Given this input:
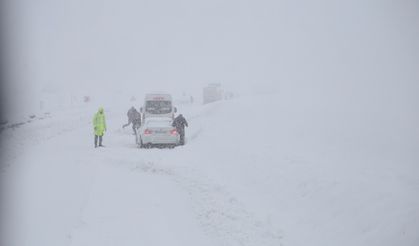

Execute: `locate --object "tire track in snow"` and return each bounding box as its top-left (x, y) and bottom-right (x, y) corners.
top-left (138, 101), bottom-right (283, 245)
top-left (72, 100), bottom-right (281, 246)
top-left (130, 160), bottom-right (283, 246)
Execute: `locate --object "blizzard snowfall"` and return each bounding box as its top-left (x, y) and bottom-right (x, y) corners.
top-left (1, 91), bottom-right (418, 246)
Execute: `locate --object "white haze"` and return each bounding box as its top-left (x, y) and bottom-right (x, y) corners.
top-left (2, 1), bottom-right (419, 245)
top-left (3, 0), bottom-right (419, 118)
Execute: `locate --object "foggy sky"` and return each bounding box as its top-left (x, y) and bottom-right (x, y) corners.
top-left (3, 0), bottom-right (419, 114)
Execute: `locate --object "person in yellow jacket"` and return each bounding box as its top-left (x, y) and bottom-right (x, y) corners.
top-left (93, 107), bottom-right (107, 147)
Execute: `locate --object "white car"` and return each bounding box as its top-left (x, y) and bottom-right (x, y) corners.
top-left (136, 117), bottom-right (180, 148)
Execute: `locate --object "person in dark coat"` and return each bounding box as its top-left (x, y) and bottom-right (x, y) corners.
top-left (172, 114), bottom-right (188, 145)
top-left (123, 106), bottom-right (141, 134)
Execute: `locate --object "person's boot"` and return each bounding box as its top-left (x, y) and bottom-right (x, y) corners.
top-left (94, 135), bottom-right (98, 148)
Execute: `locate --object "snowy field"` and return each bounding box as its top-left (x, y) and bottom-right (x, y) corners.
top-left (1, 92), bottom-right (418, 246)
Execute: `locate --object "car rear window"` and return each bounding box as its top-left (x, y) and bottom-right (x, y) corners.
top-left (146, 120), bottom-right (172, 128)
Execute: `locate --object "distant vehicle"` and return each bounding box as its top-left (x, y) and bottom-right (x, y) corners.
top-left (136, 117), bottom-right (180, 148)
top-left (140, 93), bottom-right (177, 121)
top-left (203, 83), bottom-right (223, 104)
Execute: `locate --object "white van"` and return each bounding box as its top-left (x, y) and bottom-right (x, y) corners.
top-left (140, 93), bottom-right (177, 121)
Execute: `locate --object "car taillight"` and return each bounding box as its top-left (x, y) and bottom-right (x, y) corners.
top-left (170, 129), bottom-right (177, 135)
top-left (144, 129), bottom-right (152, 135)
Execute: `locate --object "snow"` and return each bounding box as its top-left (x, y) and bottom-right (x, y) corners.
top-left (2, 0), bottom-right (419, 245)
top-left (2, 91), bottom-right (418, 246)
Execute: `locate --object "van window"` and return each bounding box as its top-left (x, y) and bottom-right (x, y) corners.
top-left (145, 101), bottom-right (172, 114)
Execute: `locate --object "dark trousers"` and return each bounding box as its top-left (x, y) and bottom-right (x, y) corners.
top-left (178, 128), bottom-right (185, 145)
top-left (133, 122), bottom-right (141, 135)
top-left (180, 133), bottom-right (185, 145)
top-left (94, 135), bottom-right (103, 147)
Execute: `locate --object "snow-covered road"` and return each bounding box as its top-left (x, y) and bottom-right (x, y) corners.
top-left (2, 93), bottom-right (419, 246)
